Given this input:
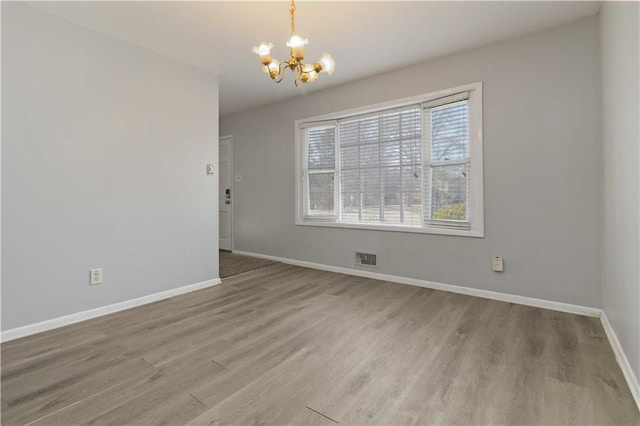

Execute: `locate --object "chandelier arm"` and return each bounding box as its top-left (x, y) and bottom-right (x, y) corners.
top-left (273, 61), bottom-right (286, 83)
top-left (294, 62), bottom-right (303, 86)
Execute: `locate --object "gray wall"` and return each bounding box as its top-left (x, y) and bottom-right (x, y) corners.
top-left (2, 3), bottom-right (219, 330)
top-left (221, 17), bottom-right (602, 308)
top-left (600, 2), bottom-right (640, 384)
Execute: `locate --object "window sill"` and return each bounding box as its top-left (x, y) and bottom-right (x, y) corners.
top-left (295, 219), bottom-right (484, 238)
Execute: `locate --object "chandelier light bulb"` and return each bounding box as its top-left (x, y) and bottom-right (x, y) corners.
top-left (306, 70), bottom-right (319, 82)
top-left (287, 35), bottom-right (308, 48)
top-left (252, 42), bottom-right (274, 65)
top-left (318, 53), bottom-right (336, 75)
top-left (266, 59), bottom-right (281, 78)
top-left (287, 35), bottom-right (308, 60)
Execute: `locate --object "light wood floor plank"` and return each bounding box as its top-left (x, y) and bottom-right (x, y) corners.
top-left (2, 264), bottom-right (638, 425)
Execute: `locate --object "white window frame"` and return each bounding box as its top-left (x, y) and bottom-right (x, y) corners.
top-left (294, 82), bottom-right (484, 238)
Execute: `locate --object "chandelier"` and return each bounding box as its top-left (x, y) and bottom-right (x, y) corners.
top-left (253, 0), bottom-right (335, 86)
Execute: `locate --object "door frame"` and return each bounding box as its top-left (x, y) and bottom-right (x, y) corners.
top-left (219, 135), bottom-right (234, 251)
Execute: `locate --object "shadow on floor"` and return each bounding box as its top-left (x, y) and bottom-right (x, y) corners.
top-left (219, 250), bottom-right (278, 278)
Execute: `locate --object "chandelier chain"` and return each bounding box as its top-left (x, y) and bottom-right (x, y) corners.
top-left (289, 0), bottom-right (296, 36)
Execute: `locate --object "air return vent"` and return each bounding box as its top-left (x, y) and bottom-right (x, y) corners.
top-left (355, 251), bottom-right (377, 267)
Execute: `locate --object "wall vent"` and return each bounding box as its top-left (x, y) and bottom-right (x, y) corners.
top-left (355, 251), bottom-right (377, 267)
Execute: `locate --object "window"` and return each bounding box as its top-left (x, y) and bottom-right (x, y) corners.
top-left (296, 83), bottom-right (483, 237)
top-left (303, 123), bottom-right (337, 217)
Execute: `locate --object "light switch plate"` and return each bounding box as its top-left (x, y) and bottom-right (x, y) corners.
top-left (206, 164), bottom-right (214, 176)
top-left (234, 174), bottom-right (242, 182)
top-left (492, 257), bottom-right (504, 272)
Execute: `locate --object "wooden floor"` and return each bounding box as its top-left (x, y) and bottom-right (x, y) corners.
top-left (1, 263), bottom-right (638, 425)
top-left (219, 250), bottom-right (277, 278)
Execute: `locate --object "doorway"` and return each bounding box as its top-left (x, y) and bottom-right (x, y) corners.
top-left (219, 135), bottom-right (233, 251)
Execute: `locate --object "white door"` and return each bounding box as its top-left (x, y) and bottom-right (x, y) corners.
top-left (219, 136), bottom-right (233, 250)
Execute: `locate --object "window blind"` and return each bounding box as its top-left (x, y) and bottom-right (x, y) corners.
top-left (304, 125), bottom-right (336, 217)
top-left (339, 106), bottom-right (422, 225)
top-left (423, 93), bottom-right (471, 228)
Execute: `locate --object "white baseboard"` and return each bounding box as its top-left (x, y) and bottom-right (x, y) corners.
top-left (600, 312), bottom-right (640, 409)
top-left (235, 249), bottom-right (640, 411)
top-left (232, 250), bottom-right (600, 318)
top-left (1, 277), bottom-right (222, 343)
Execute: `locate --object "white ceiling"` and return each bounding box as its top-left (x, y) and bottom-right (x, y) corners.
top-left (28, 1), bottom-right (601, 116)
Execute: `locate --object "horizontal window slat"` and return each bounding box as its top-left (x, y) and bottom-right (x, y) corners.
top-left (425, 159), bottom-right (469, 167)
top-left (425, 219), bottom-right (471, 230)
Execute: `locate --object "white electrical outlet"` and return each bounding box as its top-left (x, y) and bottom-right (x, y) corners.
top-left (492, 257), bottom-right (504, 272)
top-left (90, 268), bottom-right (103, 285)
top-left (234, 174), bottom-right (242, 183)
